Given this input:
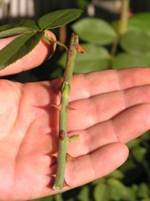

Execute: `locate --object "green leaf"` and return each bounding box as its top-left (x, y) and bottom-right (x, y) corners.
top-left (110, 170), bottom-right (124, 180)
top-left (141, 132), bottom-right (150, 140)
top-left (78, 186), bottom-right (89, 201)
top-left (72, 18), bottom-right (117, 45)
top-left (38, 9), bottom-right (83, 30)
top-left (128, 139), bottom-right (141, 149)
top-left (126, 186), bottom-right (138, 201)
top-left (54, 194), bottom-right (63, 201)
top-left (59, 44), bottom-right (110, 73)
top-left (112, 53), bottom-right (150, 69)
top-left (0, 20), bottom-right (39, 39)
top-left (132, 146), bottom-right (147, 162)
top-left (107, 178), bottom-right (129, 201)
top-left (77, 0), bottom-right (89, 9)
top-left (0, 32), bottom-right (43, 69)
top-left (138, 183), bottom-right (150, 199)
top-left (94, 182), bottom-right (109, 201)
top-left (120, 30), bottom-right (150, 55)
top-left (128, 13), bottom-right (150, 34)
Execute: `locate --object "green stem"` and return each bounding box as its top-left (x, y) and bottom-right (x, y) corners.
top-left (56, 41), bottom-right (68, 51)
top-left (111, 0), bottom-right (130, 64)
top-left (118, 0), bottom-right (130, 35)
top-left (43, 31), bottom-right (68, 51)
top-left (111, 37), bottom-right (119, 59)
top-left (53, 33), bottom-right (79, 190)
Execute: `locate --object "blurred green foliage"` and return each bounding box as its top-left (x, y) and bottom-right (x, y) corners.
top-left (34, 11), bottom-right (150, 201)
top-left (77, 0), bottom-right (91, 9)
top-left (72, 18), bottom-right (117, 45)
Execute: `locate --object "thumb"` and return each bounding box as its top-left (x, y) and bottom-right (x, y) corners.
top-left (0, 31), bottom-right (56, 76)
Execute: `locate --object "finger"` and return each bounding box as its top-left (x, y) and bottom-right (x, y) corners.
top-left (0, 31), bottom-right (56, 76)
top-left (68, 103), bottom-right (150, 157)
top-left (68, 68), bottom-right (150, 102)
top-left (40, 144), bottom-right (128, 197)
top-left (68, 85), bottom-right (150, 130)
top-left (65, 143), bottom-right (128, 187)
top-left (68, 120), bottom-right (117, 157)
top-left (41, 142), bottom-right (128, 197)
top-left (112, 103), bottom-right (150, 143)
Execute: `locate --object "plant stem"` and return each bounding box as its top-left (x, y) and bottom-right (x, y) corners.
top-left (56, 41), bottom-right (68, 51)
top-left (118, 0), bottom-right (130, 35)
top-left (111, 0), bottom-right (130, 64)
top-left (53, 33), bottom-right (79, 190)
top-left (111, 37), bottom-right (119, 59)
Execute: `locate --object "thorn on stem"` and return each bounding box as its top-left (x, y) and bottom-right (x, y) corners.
top-left (57, 41), bottom-right (68, 51)
top-left (51, 153), bottom-right (57, 157)
top-left (66, 153), bottom-right (74, 161)
top-left (76, 44), bottom-right (86, 54)
top-left (59, 130), bottom-right (66, 140)
top-left (51, 104), bottom-right (61, 111)
top-left (67, 105), bottom-right (76, 110)
top-left (63, 181), bottom-right (71, 188)
top-left (69, 134), bottom-right (80, 143)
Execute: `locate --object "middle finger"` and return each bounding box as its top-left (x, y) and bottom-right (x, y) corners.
top-left (68, 85), bottom-right (150, 131)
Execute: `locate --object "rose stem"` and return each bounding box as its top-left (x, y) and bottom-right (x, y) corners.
top-left (53, 33), bottom-right (79, 190)
top-left (111, 0), bottom-right (130, 58)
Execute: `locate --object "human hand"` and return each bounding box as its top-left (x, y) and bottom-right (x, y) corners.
top-left (0, 34), bottom-right (150, 201)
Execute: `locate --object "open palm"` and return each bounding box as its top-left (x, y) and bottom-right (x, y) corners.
top-left (0, 34), bottom-right (150, 201)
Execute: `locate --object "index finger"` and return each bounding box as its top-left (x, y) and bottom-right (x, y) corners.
top-left (0, 31), bottom-right (56, 76)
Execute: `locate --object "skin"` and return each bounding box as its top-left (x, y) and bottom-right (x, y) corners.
top-left (0, 32), bottom-right (150, 200)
